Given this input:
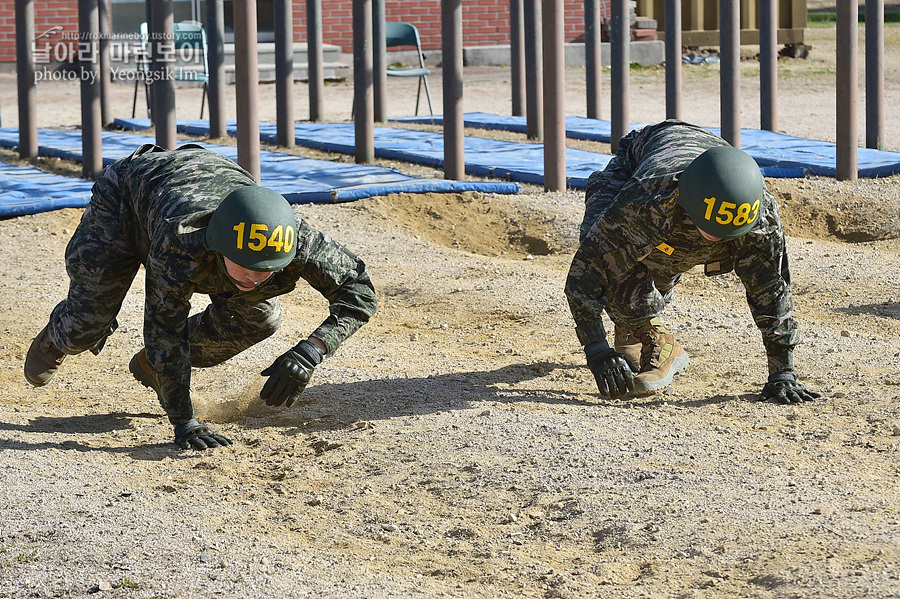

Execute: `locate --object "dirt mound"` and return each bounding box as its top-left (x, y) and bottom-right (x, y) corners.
top-left (769, 176), bottom-right (900, 242)
top-left (360, 191), bottom-right (566, 257)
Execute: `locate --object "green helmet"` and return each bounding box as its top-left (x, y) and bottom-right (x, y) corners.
top-left (206, 186), bottom-right (297, 271)
top-left (677, 146), bottom-right (766, 240)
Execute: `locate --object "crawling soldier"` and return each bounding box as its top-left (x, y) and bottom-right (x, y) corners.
top-left (24, 144), bottom-right (377, 450)
top-left (565, 120), bottom-right (819, 403)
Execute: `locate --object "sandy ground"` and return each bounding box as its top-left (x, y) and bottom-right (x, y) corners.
top-left (1, 24), bottom-right (900, 599)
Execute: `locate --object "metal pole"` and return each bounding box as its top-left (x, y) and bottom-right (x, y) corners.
top-left (98, 0), bottom-right (113, 127)
top-left (759, 0), bottom-right (777, 132)
top-left (510, 0), bottom-right (525, 116)
top-left (865, 0), bottom-right (884, 150)
top-left (836, 0), bottom-right (858, 180)
top-left (353, 0), bottom-right (374, 163)
top-left (307, 0), bottom-right (325, 121)
top-left (207, 0), bottom-right (226, 138)
top-left (543, 0), bottom-right (565, 191)
top-left (610, 0), bottom-right (629, 151)
top-left (523, 0), bottom-right (543, 140)
top-left (372, 0), bottom-right (387, 122)
top-left (150, 0), bottom-right (176, 150)
top-left (275, 0), bottom-right (295, 147)
top-left (14, 0), bottom-right (37, 160)
top-left (234, 0), bottom-right (261, 181)
top-left (443, 0), bottom-right (464, 180)
top-left (720, 0), bottom-right (740, 147)
top-left (584, 0), bottom-right (601, 119)
top-left (664, 0), bottom-right (681, 119)
top-left (79, 0), bottom-right (103, 177)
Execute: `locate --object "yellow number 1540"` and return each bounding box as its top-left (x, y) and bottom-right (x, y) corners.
top-left (232, 222), bottom-right (296, 253)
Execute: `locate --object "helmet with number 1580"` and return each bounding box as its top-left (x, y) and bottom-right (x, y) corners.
top-left (677, 145), bottom-right (766, 240)
top-left (206, 186), bottom-right (298, 272)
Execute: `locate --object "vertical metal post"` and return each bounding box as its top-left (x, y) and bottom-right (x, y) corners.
top-left (584, 0), bottom-right (602, 119)
top-left (866, 0), bottom-right (884, 150)
top-left (510, 0), bottom-right (525, 116)
top-left (836, 0), bottom-right (858, 180)
top-left (759, 0), bottom-right (777, 132)
top-left (443, 0), bottom-right (465, 180)
top-left (79, 0), bottom-right (103, 177)
top-left (543, 0), bottom-right (565, 191)
top-left (207, 0), bottom-right (226, 138)
top-left (15, 0), bottom-right (37, 160)
top-left (610, 0), bottom-right (629, 151)
top-left (373, 0), bottom-right (387, 122)
top-left (664, 0), bottom-right (681, 119)
top-left (234, 0), bottom-right (261, 181)
top-left (353, 0), bottom-right (374, 164)
top-left (150, 0), bottom-right (176, 150)
top-left (275, 0), bottom-right (295, 147)
top-left (720, 0), bottom-right (740, 147)
top-left (524, 0), bottom-right (543, 140)
top-left (307, 0), bottom-right (325, 121)
top-left (98, 0), bottom-right (113, 127)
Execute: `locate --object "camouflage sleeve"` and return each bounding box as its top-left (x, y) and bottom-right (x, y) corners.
top-left (289, 219), bottom-right (377, 354)
top-left (565, 201), bottom-right (662, 346)
top-left (732, 195), bottom-right (800, 375)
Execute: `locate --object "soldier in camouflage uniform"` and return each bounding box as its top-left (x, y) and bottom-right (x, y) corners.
top-left (565, 120), bottom-right (819, 403)
top-left (24, 144), bottom-right (378, 450)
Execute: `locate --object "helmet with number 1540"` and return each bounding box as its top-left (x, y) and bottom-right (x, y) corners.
top-left (206, 186), bottom-right (298, 272)
top-left (676, 145), bottom-right (766, 240)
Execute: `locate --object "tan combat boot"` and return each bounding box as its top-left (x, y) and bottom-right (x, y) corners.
top-left (614, 326), bottom-right (642, 367)
top-left (129, 349), bottom-right (162, 400)
top-left (632, 317), bottom-right (690, 393)
top-left (24, 325), bottom-right (67, 387)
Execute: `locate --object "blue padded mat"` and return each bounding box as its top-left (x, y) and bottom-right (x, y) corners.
top-left (392, 112), bottom-right (900, 179)
top-left (0, 161), bottom-right (94, 218)
top-left (0, 127), bottom-right (520, 217)
top-left (114, 118), bottom-right (613, 188)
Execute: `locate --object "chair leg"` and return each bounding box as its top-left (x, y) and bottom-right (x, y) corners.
top-left (415, 79), bottom-right (422, 116)
top-left (200, 83), bottom-right (207, 120)
top-left (422, 75), bottom-right (434, 116)
top-left (132, 78), bottom-right (139, 118)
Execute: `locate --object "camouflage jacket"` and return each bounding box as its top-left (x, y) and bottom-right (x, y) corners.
top-left (565, 121), bottom-right (799, 374)
top-left (92, 144), bottom-right (377, 421)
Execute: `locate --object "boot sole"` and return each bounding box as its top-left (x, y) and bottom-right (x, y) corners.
top-left (632, 352), bottom-right (690, 394)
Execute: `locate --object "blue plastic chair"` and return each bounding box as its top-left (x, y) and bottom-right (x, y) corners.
top-left (385, 22), bottom-right (434, 116)
top-left (132, 21), bottom-right (210, 119)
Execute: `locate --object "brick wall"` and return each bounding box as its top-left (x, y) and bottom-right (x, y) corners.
top-left (0, 0), bottom-right (609, 65)
top-left (0, 1), bottom-right (82, 64)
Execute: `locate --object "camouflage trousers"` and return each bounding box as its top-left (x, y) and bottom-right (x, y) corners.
top-left (48, 190), bottom-right (281, 367)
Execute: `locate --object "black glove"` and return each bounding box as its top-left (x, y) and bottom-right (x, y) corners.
top-left (260, 339), bottom-right (323, 408)
top-left (173, 419), bottom-right (232, 450)
top-left (761, 371), bottom-right (821, 404)
top-left (585, 340), bottom-right (635, 399)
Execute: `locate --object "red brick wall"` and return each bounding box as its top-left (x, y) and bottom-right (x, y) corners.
top-left (0, 0), bottom-right (609, 65)
top-left (293, 0), bottom-right (605, 53)
top-left (0, 2), bottom-right (82, 64)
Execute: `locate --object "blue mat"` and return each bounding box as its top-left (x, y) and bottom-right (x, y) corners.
top-left (114, 118), bottom-right (613, 189)
top-left (0, 161), bottom-right (94, 218)
top-left (0, 127), bottom-right (520, 218)
top-left (392, 112), bottom-right (900, 179)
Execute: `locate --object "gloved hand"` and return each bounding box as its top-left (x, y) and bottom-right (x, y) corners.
top-left (260, 339), bottom-right (323, 408)
top-left (585, 340), bottom-right (636, 399)
top-left (761, 371), bottom-right (821, 404)
top-left (174, 419), bottom-right (232, 450)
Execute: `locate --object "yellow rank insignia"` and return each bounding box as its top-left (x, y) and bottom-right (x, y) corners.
top-left (656, 242), bottom-right (674, 256)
